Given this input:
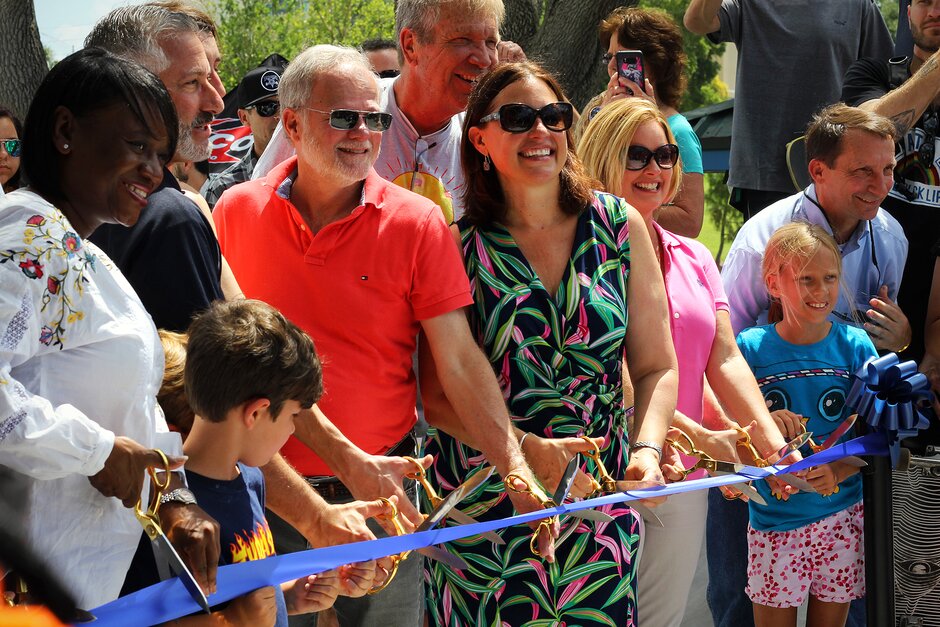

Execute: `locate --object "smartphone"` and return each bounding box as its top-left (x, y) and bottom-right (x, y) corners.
top-left (616, 50), bottom-right (645, 88)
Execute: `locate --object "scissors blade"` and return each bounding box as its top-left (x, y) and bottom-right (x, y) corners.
top-left (817, 414), bottom-right (858, 451)
top-left (567, 508), bottom-right (614, 522)
top-left (152, 531), bottom-right (210, 613)
top-left (445, 508), bottom-right (505, 545)
top-left (416, 546), bottom-right (469, 570)
top-left (766, 432), bottom-right (814, 465)
top-left (552, 455), bottom-right (581, 505)
top-left (632, 502), bottom-right (664, 527)
top-left (416, 466), bottom-right (495, 532)
top-left (712, 475), bottom-right (769, 506)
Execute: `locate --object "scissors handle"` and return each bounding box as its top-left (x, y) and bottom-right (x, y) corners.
top-left (579, 436), bottom-right (617, 493)
top-left (403, 456), bottom-right (442, 507)
top-left (134, 449), bottom-right (171, 525)
top-left (734, 425), bottom-right (770, 467)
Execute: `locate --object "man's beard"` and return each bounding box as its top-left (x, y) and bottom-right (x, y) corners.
top-left (176, 113), bottom-right (214, 162)
top-left (912, 23), bottom-right (940, 54)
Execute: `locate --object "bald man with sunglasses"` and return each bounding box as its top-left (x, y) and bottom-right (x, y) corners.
top-left (213, 44), bottom-right (554, 627)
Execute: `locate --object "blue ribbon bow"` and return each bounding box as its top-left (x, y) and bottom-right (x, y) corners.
top-left (845, 353), bottom-right (933, 466)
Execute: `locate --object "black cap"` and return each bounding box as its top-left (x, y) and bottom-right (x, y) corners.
top-left (238, 66), bottom-right (282, 109)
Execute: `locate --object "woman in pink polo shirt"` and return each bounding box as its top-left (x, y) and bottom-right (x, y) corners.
top-left (578, 98), bottom-right (789, 625)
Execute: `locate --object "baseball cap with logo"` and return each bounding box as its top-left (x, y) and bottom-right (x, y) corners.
top-left (238, 66), bottom-right (282, 110)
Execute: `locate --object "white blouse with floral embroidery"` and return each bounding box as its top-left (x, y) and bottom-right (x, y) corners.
top-left (0, 189), bottom-right (180, 609)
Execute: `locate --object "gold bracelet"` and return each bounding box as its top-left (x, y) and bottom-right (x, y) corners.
top-left (898, 341), bottom-right (911, 353)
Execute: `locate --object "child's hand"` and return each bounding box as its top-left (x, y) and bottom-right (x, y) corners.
top-left (337, 560), bottom-right (376, 598)
top-left (769, 409), bottom-right (803, 440)
top-left (806, 461), bottom-right (856, 496)
top-left (284, 570), bottom-right (340, 615)
top-left (765, 474), bottom-right (796, 501)
top-left (222, 586), bottom-right (278, 626)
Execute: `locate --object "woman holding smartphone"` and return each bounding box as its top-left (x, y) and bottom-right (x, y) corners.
top-left (592, 7), bottom-right (705, 238)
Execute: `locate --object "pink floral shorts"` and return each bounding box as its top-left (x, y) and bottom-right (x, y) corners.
top-left (746, 502), bottom-right (865, 608)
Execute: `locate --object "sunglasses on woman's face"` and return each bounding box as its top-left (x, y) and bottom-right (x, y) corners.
top-left (625, 144), bottom-right (679, 171)
top-left (478, 102), bottom-right (574, 133)
top-left (305, 108), bottom-right (393, 132)
top-left (1, 139), bottom-right (21, 158)
top-left (246, 100), bottom-right (280, 118)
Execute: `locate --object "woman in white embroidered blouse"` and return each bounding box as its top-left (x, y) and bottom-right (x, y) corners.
top-left (0, 48), bottom-right (218, 611)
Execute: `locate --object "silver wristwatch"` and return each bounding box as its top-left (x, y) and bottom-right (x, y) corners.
top-left (159, 487), bottom-right (198, 506)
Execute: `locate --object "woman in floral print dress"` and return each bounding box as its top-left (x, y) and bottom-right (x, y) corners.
top-left (420, 62), bottom-right (678, 626)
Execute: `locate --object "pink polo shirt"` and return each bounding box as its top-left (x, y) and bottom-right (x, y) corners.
top-left (654, 223), bottom-right (729, 475)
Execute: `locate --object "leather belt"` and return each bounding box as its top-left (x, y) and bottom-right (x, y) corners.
top-left (305, 431), bottom-right (417, 501)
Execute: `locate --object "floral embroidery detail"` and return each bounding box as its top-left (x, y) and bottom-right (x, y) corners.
top-left (62, 232), bottom-right (80, 256)
top-left (1, 211), bottom-right (94, 350)
top-left (18, 259), bottom-right (43, 279)
top-left (39, 325), bottom-right (54, 346)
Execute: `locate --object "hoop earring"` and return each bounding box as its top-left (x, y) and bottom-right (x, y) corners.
top-left (482, 153), bottom-right (491, 171)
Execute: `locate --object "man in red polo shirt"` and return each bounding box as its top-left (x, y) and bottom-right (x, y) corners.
top-left (213, 44), bottom-right (553, 626)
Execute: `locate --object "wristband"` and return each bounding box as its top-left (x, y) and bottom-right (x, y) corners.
top-left (631, 441), bottom-right (662, 459)
top-left (518, 432), bottom-right (531, 450)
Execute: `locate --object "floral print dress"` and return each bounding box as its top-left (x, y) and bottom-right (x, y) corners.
top-left (424, 192), bottom-right (640, 626)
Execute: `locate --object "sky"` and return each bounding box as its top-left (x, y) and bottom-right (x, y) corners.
top-left (36, 0), bottom-right (147, 62)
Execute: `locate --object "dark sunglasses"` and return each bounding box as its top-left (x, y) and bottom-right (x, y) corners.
top-left (306, 108), bottom-right (392, 132)
top-left (246, 100), bottom-right (280, 118)
top-left (1, 139), bottom-right (21, 158)
top-left (377, 69), bottom-right (400, 79)
top-left (625, 144), bottom-right (679, 171)
top-left (478, 102), bottom-right (573, 133)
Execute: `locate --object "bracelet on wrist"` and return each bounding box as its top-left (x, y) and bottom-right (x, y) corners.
top-left (518, 431), bottom-right (531, 450)
top-left (631, 440), bottom-right (663, 460)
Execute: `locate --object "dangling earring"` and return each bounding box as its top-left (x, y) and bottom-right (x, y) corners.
top-left (482, 153), bottom-right (491, 171)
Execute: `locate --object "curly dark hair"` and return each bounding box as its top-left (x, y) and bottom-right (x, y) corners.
top-left (461, 61), bottom-right (597, 227)
top-left (599, 7), bottom-right (687, 110)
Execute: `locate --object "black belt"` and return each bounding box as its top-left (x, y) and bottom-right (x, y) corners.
top-left (306, 432), bottom-right (417, 500)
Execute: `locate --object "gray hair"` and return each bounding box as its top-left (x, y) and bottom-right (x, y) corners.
top-left (85, 5), bottom-right (200, 74)
top-left (279, 45), bottom-right (377, 110)
top-left (395, 0), bottom-right (505, 43)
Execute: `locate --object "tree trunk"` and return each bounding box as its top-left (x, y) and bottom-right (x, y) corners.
top-left (0, 0), bottom-right (47, 120)
top-left (503, 0), bottom-right (637, 108)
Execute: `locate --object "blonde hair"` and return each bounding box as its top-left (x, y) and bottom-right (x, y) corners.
top-left (577, 98), bottom-right (682, 203)
top-left (761, 222), bottom-right (843, 323)
top-left (158, 329), bottom-right (195, 436)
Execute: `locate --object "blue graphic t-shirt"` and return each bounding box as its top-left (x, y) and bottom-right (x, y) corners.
top-left (736, 322), bottom-right (877, 532)
top-left (188, 463), bottom-right (288, 625)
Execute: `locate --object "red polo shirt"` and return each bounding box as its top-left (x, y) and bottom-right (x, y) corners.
top-left (214, 157), bottom-right (472, 476)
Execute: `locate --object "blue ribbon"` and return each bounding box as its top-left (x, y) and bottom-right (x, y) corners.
top-left (87, 434), bottom-right (890, 626)
top-left (846, 353), bottom-right (933, 466)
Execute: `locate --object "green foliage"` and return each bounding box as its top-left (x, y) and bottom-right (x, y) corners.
top-left (207, 0), bottom-right (395, 91)
top-left (878, 0), bottom-right (900, 38)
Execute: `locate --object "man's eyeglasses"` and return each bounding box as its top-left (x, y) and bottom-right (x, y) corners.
top-left (305, 108), bottom-right (393, 132)
top-left (245, 100), bottom-right (280, 118)
top-left (1, 139), bottom-right (21, 158)
top-left (478, 102), bottom-right (573, 134)
top-left (625, 144), bottom-right (679, 171)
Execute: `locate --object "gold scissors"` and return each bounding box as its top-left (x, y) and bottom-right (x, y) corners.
top-left (665, 429), bottom-right (768, 506)
top-left (368, 467), bottom-right (493, 593)
top-left (134, 449), bottom-right (210, 613)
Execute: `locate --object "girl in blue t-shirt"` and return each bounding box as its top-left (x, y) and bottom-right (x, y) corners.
top-left (736, 222), bottom-right (876, 627)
